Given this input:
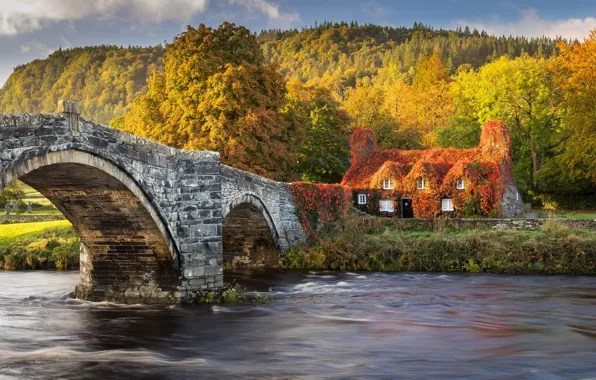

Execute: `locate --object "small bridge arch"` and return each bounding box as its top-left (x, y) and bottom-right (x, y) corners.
top-left (222, 192), bottom-right (282, 270)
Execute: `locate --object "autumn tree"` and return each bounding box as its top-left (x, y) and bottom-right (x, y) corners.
top-left (285, 80), bottom-right (350, 183)
top-left (112, 23), bottom-right (300, 180)
top-left (382, 55), bottom-right (454, 148)
top-left (342, 85), bottom-right (400, 149)
top-left (554, 31), bottom-right (596, 183)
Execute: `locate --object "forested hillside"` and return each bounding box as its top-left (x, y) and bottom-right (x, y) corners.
top-left (0, 45), bottom-right (164, 123)
top-left (260, 22), bottom-right (558, 92)
top-left (0, 22), bottom-right (558, 123)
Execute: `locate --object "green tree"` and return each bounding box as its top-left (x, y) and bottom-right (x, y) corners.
top-left (451, 55), bottom-right (568, 193)
top-left (285, 81), bottom-right (350, 183)
top-left (0, 181), bottom-right (25, 209)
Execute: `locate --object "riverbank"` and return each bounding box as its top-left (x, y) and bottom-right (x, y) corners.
top-left (282, 217), bottom-right (596, 274)
top-left (0, 220), bottom-right (79, 270)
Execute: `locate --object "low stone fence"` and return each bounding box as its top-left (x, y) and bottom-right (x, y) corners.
top-left (382, 218), bottom-right (596, 231)
top-left (0, 214), bottom-right (67, 223)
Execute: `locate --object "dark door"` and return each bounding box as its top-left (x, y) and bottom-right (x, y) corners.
top-left (401, 199), bottom-right (414, 218)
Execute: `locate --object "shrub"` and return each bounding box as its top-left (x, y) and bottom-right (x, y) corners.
top-left (0, 233), bottom-right (79, 270)
top-left (291, 182), bottom-right (352, 236)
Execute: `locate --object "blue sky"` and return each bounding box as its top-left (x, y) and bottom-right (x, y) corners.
top-left (1, 0), bottom-right (596, 87)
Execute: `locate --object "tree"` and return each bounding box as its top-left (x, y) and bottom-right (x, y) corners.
top-left (342, 85), bottom-right (399, 149)
top-left (554, 31), bottom-right (596, 183)
top-left (412, 54), bottom-right (449, 90)
top-left (0, 181), bottom-right (24, 207)
top-left (113, 23), bottom-right (301, 180)
top-left (285, 80), bottom-right (350, 183)
top-left (382, 55), bottom-right (454, 149)
top-left (451, 55), bottom-right (568, 193)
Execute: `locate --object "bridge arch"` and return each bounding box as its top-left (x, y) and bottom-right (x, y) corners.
top-left (222, 193), bottom-right (282, 270)
top-left (1, 149), bottom-right (180, 303)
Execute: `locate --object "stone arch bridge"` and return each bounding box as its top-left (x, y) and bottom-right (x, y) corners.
top-left (0, 104), bottom-right (305, 303)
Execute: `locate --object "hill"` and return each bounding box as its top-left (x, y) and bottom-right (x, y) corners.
top-left (0, 22), bottom-right (559, 124)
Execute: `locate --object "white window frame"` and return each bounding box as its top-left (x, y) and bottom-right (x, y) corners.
top-left (382, 179), bottom-right (393, 190)
top-left (357, 193), bottom-right (367, 205)
top-left (379, 199), bottom-right (395, 213)
top-left (456, 179), bottom-right (466, 190)
top-left (442, 198), bottom-right (454, 212)
top-left (417, 178), bottom-right (426, 190)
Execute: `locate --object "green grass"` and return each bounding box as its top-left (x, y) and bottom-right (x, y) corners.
top-left (0, 220), bottom-right (73, 248)
top-left (535, 210), bottom-right (596, 220)
top-left (13, 180), bottom-right (57, 208)
top-left (283, 217), bottom-right (596, 274)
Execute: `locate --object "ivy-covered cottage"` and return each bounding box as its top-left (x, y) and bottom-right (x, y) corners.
top-left (341, 120), bottom-right (524, 218)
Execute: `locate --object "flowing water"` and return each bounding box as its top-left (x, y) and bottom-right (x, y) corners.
top-left (0, 270), bottom-right (595, 379)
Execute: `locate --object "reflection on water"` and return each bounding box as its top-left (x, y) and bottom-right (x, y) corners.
top-left (0, 270), bottom-right (595, 379)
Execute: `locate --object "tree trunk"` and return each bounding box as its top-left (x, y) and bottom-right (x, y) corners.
top-left (531, 140), bottom-right (538, 188)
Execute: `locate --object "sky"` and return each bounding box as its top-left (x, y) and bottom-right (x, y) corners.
top-left (1, 0), bottom-right (596, 87)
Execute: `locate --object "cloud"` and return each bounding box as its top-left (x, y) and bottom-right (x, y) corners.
top-left (20, 41), bottom-right (54, 55)
top-left (362, 0), bottom-right (385, 18)
top-left (0, 0), bottom-right (209, 36)
top-left (228, 0), bottom-right (300, 27)
top-left (454, 9), bottom-right (596, 40)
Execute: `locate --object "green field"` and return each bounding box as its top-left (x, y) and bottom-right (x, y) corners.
top-left (535, 211), bottom-right (596, 220)
top-left (0, 220), bottom-right (73, 248)
top-left (14, 180), bottom-right (56, 208)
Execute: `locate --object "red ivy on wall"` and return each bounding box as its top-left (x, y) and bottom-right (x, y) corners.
top-left (291, 182), bottom-right (352, 236)
top-left (341, 120), bottom-right (516, 218)
top-left (403, 161), bottom-right (452, 218)
top-left (441, 161), bottom-right (503, 216)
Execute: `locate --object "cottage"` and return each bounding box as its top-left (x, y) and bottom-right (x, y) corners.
top-left (341, 120), bottom-right (524, 218)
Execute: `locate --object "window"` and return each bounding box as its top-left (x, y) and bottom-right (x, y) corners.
top-left (382, 179), bottom-right (393, 190)
top-left (379, 200), bottom-right (394, 212)
top-left (358, 193), bottom-right (367, 205)
top-left (442, 198), bottom-right (454, 212)
top-left (417, 178), bottom-right (427, 190)
top-left (456, 179), bottom-right (465, 190)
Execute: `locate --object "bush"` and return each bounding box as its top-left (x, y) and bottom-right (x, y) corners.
top-left (0, 233), bottom-right (80, 270)
top-left (542, 218), bottom-right (571, 239)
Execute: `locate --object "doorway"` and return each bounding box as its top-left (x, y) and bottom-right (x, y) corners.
top-left (401, 198), bottom-right (414, 218)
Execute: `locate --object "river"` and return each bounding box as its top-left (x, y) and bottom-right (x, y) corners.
top-left (0, 270), bottom-right (594, 379)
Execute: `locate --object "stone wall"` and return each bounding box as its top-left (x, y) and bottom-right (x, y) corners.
top-left (0, 214), bottom-right (66, 223)
top-left (381, 217), bottom-right (596, 231)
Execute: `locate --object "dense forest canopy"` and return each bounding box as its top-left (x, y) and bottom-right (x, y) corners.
top-left (1, 21), bottom-right (594, 208)
top-left (0, 22), bottom-right (560, 123)
top-left (0, 45), bottom-right (164, 123)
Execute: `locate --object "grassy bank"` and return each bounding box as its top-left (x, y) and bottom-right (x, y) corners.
top-left (282, 217), bottom-right (596, 274)
top-left (0, 220), bottom-right (79, 270)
